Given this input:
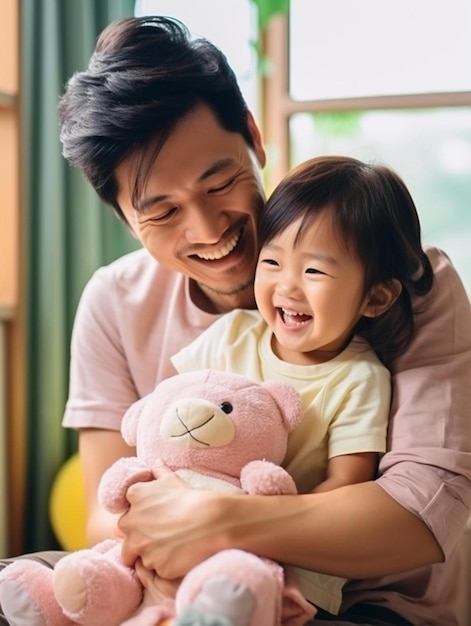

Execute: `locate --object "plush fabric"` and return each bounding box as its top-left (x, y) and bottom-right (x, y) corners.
top-left (0, 370), bottom-right (315, 626)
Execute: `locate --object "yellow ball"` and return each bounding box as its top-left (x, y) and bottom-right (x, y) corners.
top-left (49, 453), bottom-right (88, 551)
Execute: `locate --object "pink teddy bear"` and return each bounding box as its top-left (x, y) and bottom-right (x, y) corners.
top-left (0, 369), bottom-right (316, 626)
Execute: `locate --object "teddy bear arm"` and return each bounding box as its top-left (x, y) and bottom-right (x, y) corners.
top-left (240, 460), bottom-right (297, 496)
top-left (98, 457), bottom-right (154, 514)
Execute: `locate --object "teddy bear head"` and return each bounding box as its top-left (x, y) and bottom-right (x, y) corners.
top-left (121, 369), bottom-right (303, 484)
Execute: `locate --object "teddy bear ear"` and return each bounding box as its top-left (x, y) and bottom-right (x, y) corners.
top-left (261, 381), bottom-right (303, 432)
top-left (121, 395), bottom-right (149, 445)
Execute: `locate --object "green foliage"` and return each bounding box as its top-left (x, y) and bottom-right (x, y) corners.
top-left (250, 0), bottom-right (289, 32)
top-left (311, 111), bottom-right (362, 137)
top-left (249, 0), bottom-right (289, 75)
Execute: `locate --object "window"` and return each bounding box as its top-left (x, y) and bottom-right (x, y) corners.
top-left (135, 0), bottom-right (258, 113)
top-left (290, 0), bottom-right (471, 100)
top-left (135, 1), bottom-right (471, 292)
top-left (264, 1), bottom-right (471, 292)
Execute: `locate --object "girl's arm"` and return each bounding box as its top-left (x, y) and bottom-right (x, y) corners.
top-left (311, 452), bottom-right (378, 493)
top-left (119, 248), bottom-right (470, 583)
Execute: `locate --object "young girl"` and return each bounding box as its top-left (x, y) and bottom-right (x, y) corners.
top-left (171, 155), bottom-right (434, 616)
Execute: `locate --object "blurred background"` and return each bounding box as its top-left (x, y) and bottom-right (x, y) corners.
top-left (1, 0), bottom-right (470, 557)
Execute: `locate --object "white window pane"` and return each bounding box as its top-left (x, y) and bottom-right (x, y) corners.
top-left (135, 0), bottom-right (258, 113)
top-left (290, 108), bottom-right (471, 293)
top-left (290, 0), bottom-right (471, 100)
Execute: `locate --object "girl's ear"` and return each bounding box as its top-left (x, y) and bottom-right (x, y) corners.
top-left (362, 279), bottom-right (402, 318)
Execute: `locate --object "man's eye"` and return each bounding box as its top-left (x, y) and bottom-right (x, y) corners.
top-left (148, 207), bottom-right (178, 222)
top-left (209, 178), bottom-right (236, 194)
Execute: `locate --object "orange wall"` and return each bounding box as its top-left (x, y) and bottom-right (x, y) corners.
top-left (0, 1), bottom-right (18, 94)
top-left (0, 0), bottom-right (19, 308)
top-left (0, 0), bottom-right (24, 556)
top-left (0, 109), bottom-right (18, 307)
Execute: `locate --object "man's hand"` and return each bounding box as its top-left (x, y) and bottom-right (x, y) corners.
top-left (118, 461), bottom-right (228, 579)
top-left (134, 558), bottom-right (182, 604)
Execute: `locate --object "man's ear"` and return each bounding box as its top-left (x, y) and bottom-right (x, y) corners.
top-left (362, 279), bottom-right (402, 318)
top-left (246, 111), bottom-right (266, 167)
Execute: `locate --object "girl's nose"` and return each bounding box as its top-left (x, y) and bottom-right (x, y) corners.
top-left (275, 275), bottom-right (302, 298)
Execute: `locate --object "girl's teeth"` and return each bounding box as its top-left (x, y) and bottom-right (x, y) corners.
top-left (282, 309), bottom-right (306, 318)
top-left (281, 308), bottom-right (312, 325)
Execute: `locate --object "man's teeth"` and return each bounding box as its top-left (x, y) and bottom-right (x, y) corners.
top-left (196, 232), bottom-right (240, 261)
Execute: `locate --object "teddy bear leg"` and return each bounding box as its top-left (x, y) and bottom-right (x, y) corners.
top-left (175, 549), bottom-right (281, 626)
top-left (0, 559), bottom-right (75, 626)
top-left (173, 573), bottom-right (256, 626)
top-left (173, 605), bottom-right (234, 626)
top-left (53, 544), bottom-right (143, 626)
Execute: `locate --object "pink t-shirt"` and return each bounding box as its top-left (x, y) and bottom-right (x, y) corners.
top-left (62, 246), bottom-right (471, 624)
top-left (63, 248), bottom-right (220, 429)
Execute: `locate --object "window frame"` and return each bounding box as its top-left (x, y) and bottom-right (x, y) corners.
top-left (260, 14), bottom-right (471, 191)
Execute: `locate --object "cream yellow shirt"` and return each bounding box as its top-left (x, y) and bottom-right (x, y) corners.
top-left (172, 308), bottom-right (390, 614)
top-left (172, 308), bottom-right (390, 495)
top-left (62, 247), bottom-right (471, 623)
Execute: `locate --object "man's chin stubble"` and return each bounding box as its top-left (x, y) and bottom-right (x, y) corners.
top-left (203, 278), bottom-right (254, 297)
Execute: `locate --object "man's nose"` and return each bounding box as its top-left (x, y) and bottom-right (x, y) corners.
top-left (184, 207), bottom-right (227, 244)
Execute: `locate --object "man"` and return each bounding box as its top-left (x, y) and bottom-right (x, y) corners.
top-left (2, 15), bottom-right (471, 625)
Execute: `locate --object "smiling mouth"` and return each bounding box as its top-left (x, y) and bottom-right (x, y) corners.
top-left (279, 307), bottom-right (312, 327)
top-left (193, 229), bottom-right (242, 261)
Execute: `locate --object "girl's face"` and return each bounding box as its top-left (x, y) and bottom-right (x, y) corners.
top-left (255, 211), bottom-right (374, 365)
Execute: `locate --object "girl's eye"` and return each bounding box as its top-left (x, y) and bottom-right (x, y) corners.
top-left (306, 267), bottom-right (324, 275)
top-left (260, 258), bottom-right (279, 266)
top-left (219, 401), bottom-right (233, 414)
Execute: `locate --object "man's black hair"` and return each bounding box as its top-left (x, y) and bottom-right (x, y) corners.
top-left (59, 16), bottom-right (254, 219)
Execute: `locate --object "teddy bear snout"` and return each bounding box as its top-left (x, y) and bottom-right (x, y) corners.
top-left (160, 398), bottom-right (236, 448)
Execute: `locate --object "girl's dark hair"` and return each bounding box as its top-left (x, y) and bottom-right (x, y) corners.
top-left (259, 155), bottom-right (434, 365)
top-left (59, 15), bottom-right (254, 220)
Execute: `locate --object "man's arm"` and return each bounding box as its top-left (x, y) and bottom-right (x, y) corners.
top-left (119, 248), bottom-right (471, 579)
top-left (62, 261), bottom-right (144, 544)
top-left (79, 428), bottom-right (135, 544)
top-left (378, 247), bottom-right (471, 558)
top-left (119, 467), bottom-right (441, 579)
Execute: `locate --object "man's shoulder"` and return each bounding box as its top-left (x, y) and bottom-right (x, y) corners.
top-left (425, 245), bottom-right (464, 289)
top-left (94, 247), bottom-right (157, 280)
top-left (78, 248), bottom-right (186, 315)
top-left (91, 248), bottom-right (182, 292)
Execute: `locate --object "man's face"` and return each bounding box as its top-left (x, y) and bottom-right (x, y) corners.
top-left (116, 104), bottom-right (266, 313)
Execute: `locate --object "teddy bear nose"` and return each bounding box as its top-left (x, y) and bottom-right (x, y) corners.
top-left (160, 398), bottom-right (236, 447)
top-left (177, 403), bottom-right (215, 431)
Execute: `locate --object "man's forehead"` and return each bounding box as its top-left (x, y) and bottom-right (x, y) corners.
top-left (116, 105), bottom-right (252, 206)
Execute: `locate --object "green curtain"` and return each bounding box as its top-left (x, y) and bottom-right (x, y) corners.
top-left (21, 0), bottom-right (138, 551)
